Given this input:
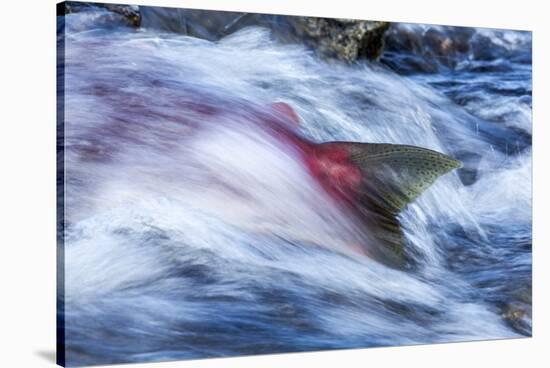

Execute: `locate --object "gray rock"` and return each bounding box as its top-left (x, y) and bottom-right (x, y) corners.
top-left (139, 6), bottom-right (389, 62)
top-left (62, 2), bottom-right (140, 27)
top-left (140, 7), bottom-right (268, 40)
top-left (102, 3), bottom-right (140, 27)
top-left (62, 4), bottom-right (390, 61)
top-left (499, 284), bottom-right (532, 336)
top-left (284, 17), bottom-right (390, 61)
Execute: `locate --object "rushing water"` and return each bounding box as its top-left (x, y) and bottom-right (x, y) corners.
top-left (58, 8), bottom-right (532, 367)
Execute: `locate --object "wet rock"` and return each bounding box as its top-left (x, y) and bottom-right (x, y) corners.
top-left (139, 6), bottom-right (389, 61)
top-left (283, 17), bottom-right (390, 61)
top-left (455, 151), bottom-right (482, 186)
top-left (63, 4), bottom-right (390, 61)
top-left (102, 4), bottom-right (140, 27)
top-left (501, 303), bottom-right (531, 336)
top-left (61, 1), bottom-right (91, 14)
top-left (382, 24), bottom-right (475, 73)
top-left (499, 284), bottom-right (532, 336)
top-left (140, 7), bottom-right (266, 40)
top-left (383, 24), bottom-right (475, 73)
top-left (63, 2), bottom-right (140, 27)
top-left (382, 23), bottom-right (531, 74)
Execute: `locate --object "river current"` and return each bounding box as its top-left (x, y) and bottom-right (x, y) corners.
top-left (58, 8), bottom-right (532, 366)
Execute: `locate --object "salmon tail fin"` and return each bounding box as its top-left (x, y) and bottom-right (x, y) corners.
top-left (321, 142), bottom-right (461, 267)
top-left (343, 142), bottom-right (462, 215)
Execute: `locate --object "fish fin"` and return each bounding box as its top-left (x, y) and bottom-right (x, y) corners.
top-left (322, 142), bottom-right (461, 267)
top-left (338, 142), bottom-right (461, 214)
top-left (271, 102), bottom-right (301, 126)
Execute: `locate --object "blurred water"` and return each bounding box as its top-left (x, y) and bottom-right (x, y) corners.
top-left (58, 10), bottom-right (532, 367)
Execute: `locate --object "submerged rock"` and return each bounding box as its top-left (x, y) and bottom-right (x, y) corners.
top-left (62, 4), bottom-right (390, 61)
top-left (498, 284), bottom-right (532, 336)
top-left (139, 6), bottom-right (389, 61)
top-left (454, 151), bottom-right (482, 186)
top-left (501, 305), bottom-right (530, 335)
top-left (382, 23), bottom-right (532, 74)
top-left (140, 7), bottom-right (266, 40)
top-left (500, 302), bottom-right (531, 336)
top-left (382, 24), bottom-right (475, 73)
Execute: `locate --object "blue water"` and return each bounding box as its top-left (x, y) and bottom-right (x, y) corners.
top-left (58, 9), bottom-right (532, 367)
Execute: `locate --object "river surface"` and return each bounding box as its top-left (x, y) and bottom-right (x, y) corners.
top-left (58, 8), bottom-right (532, 367)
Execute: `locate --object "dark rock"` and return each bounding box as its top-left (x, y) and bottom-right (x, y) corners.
top-left (63, 2), bottom-right (140, 27)
top-left (283, 17), bottom-right (390, 61)
top-left (62, 4), bottom-right (390, 61)
top-left (382, 24), bottom-right (475, 73)
top-left (455, 151), bottom-right (482, 186)
top-left (102, 4), bottom-right (140, 27)
top-left (500, 302), bottom-right (531, 336)
top-left (62, 1), bottom-right (93, 14)
top-left (498, 283), bottom-right (532, 336)
top-left (140, 7), bottom-right (266, 40)
top-left (382, 23), bottom-right (531, 74)
top-left (139, 6), bottom-right (389, 61)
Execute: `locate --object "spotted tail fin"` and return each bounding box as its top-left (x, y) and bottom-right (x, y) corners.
top-left (322, 142), bottom-right (461, 267)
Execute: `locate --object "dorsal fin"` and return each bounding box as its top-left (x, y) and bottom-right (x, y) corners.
top-left (320, 142), bottom-right (461, 267)
top-left (270, 102), bottom-right (301, 126)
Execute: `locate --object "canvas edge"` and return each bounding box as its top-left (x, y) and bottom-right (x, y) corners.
top-left (56, 2), bottom-right (67, 367)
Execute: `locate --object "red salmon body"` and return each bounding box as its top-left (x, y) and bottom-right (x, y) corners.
top-left (265, 102), bottom-right (363, 205)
